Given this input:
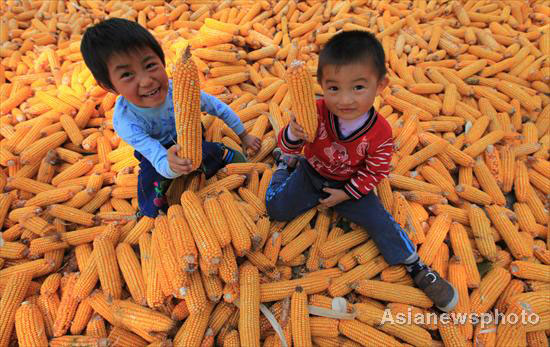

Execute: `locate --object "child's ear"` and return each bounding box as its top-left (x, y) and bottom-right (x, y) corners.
top-left (97, 81), bottom-right (118, 95)
top-left (376, 76), bottom-right (389, 93)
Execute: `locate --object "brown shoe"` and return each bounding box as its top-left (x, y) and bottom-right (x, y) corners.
top-left (414, 267), bottom-right (459, 312)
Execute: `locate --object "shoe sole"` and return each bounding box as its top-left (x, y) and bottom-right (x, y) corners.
top-left (436, 285), bottom-right (459, 312)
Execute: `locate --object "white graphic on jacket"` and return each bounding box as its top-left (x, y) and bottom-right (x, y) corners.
top-left (317, 119), bottom-right (328, 140)
top-left (308, 142), bottom-right (354, 176)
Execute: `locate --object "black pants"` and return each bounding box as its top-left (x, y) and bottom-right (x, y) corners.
top-left (265, 158), bottom-right (416, 265)
top-left (135, 140), bottom-right (227, 217)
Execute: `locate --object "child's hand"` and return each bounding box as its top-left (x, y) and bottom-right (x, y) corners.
top-left (240, 133), bottom-right (261, 157)
top-left (289, 114), bottom-right (307, 142)
top-left (167, 145), bottom-right (194, 175)
top-left (318, 188), bottom-right (350, 209)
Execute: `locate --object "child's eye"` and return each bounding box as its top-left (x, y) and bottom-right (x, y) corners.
top-left (120, 72), bottom-right (132, 79)
top-left (146, 63), bottom-right (157, 70)
top-left (328, 86), bottom-right (338, 92)
top-left (354, 85), bottom-right (366, 91)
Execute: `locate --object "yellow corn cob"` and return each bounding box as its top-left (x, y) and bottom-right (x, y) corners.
top-left (418, 212), bottom-right (451, 265)
top-left (438, 318), bottom-right (468, 347)
top-left (173, 302), bottom-right (214, 347)
top-left (280, 207), bottom-right (317, 246)
top-left (48, 204), bottom-right (95, 226)
top-left (20, 131), bottom-right (67, 165)
top-left (473, 157), bottom-right (506, 206)
top-left (198, 174), bottom-right (246, 198)
top-left (289, 286), bottom-right (312, 347)
top-left (69, 298), bottom-right (93, 335)
top-left (0, 241), bottom-right (28, 259)
top-left (260, 275), bottom-right (330, 303)
top-left (495, 279), bottom-right (525, 313)
top-left (509, 261), bottom-right (550, 282)
top-left (354, 302), bottom-right (433, 346)
top-left (20, 214), bottom-right (56, 236)
top-left (319, 229), bottom-right (369, 259)
top-left (115, 243), bottom-right (146, 306)
top-left (455, 184), bottom-right (493, 205)
top-left (112, 299), bottom-right (174, 333)
top-left (138, 233), bottom-right (163, 309)
top-left (278, 228), bottom-right (317, 263)
top-left (49, 335), bottom-right (110, 347)
top-left (201, 271), bottom-right (222, 302)
top-left (150, 226), bottom-right (174, 299)
top-left (53, 272), bottom-right (79, 337)
top-left (353, 279), bottom-right (433, 308)
top-left (216, 189), bottom-right (251, 257)
top-left (486, 205), bottom-right (533, 260)
top-left (286, 60), bottom-right (318, 142)
top-left (470, 267), bottom-right (511, 316)
top-left (173, 47), bottom-right (202, 170)
top-left (105, 326), bottom-right (146, 344)
top-left (37, 293), bottom-right (59, 338)
top-left (25, 186), bottom-right (77, 207)
top-left (339, 319), bottom-right (402, 346)
top-left (467, 205), bottom-right (498, 263)
top-left (238, 264), bottom-right (260, 346)
top-left (219, 245), bottom-right (239, 285)
top-left (154, 215), bottom-right (189, 297)
top-left (238, 186), bottom-right (266, 216)
top-left (180, 190), bottom-right (222, 265)
top-left (166, 205), bottom-right (198, 272)
top-left (328, 256), bottom-right (388, 297)
top-left (0, 271), bottom-right (32, 346)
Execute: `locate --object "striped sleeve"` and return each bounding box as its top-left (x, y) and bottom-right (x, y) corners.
top-left (344, 137), bottom-right (393, 199)
top-left (277, 124), bottom-right (304, 155)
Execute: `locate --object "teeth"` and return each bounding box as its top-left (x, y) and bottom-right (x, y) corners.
top-left (144, 88), bottom-right (158, 97)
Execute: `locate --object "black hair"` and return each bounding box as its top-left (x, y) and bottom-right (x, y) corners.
top-left (80, 18), bottom-right (165, 91)
top-left (317, 30), bottom-right (386, 83)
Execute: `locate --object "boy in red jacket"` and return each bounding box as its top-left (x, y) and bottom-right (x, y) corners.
top-left (266, 30), bottom-right (457, 312)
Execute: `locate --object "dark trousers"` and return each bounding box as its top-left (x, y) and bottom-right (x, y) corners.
top-left (265, 158), bottom-right (416, 265)
top-left (135, 140), bottom-right (227, 217)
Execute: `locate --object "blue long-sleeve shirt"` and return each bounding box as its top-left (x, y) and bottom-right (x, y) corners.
top-left (112, 80), bottom-right (245, 179)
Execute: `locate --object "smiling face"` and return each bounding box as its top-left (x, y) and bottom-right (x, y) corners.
top-left (104, 46), bottom-right (168, 108)
top-left (320, 63), bottom-right (388, 121)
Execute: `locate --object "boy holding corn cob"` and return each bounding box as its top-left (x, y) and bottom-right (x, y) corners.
top-left (267, 31), bottom-right (458, 312)
top-left (81, 18), bottom-right (260, 217)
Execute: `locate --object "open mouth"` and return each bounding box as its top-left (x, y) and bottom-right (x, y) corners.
top-left (142, 87), bottom-right (160, 97)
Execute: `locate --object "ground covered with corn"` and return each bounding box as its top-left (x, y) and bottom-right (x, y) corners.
top-left (0, 0), bottom-right (549, 346)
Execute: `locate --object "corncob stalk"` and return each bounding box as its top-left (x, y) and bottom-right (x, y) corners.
top-left (286, 60), bottom-right (318, 142)
top-left (173, 47), bottom-right (202, 170)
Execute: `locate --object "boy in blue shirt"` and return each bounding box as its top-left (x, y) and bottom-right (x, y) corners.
top-left (81, 18), bottom-right (260, 217)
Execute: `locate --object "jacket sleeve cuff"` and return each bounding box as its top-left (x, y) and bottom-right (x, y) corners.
top-left (344, 182), bottom-right (363, 200)
top-left (281, 126), bottom-right (303, 151)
